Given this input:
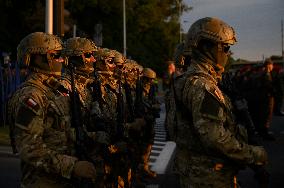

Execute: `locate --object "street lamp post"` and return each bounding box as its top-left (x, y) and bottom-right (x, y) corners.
top-left (45, 0), bottom-right (53, 34)
top-left (176, 0), bottom-right (182, 43)
top-left (281, 19), bottom-right (283, 60)
top-left (123, 0), bottom-right (127, 57)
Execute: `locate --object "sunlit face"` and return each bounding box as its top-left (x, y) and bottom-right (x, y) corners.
top-left (105, 57), bottom-right (116, 72)
top-left (46, 50), bottom-right (64, 76)
top-left (266, 63), bottom-right (273, 72)
top-left (82, 52), bottom-right (96, 64)
top-left (168, 63), bottom-right (176, 74)
top-left (47, 50), bottom-right (64, 63)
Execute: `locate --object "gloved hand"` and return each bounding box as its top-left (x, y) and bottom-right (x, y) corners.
top-left (251, 146), bottom-right (268, 165)
top-left (250, 165), bottom-right (270, 187)
top-left (94, 131), bottom-right (110, 145)
top-left (126, 118), bottom-right (146, 132)
top-left (73, 161), bottom-right (96, 179)
top-left (152, 104), bottom-right (161, 118)
top-left (152, 103), bottom-right (161, 111)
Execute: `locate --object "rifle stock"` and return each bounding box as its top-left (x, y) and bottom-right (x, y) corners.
top-left (69, 64), bottom-right (95, 187)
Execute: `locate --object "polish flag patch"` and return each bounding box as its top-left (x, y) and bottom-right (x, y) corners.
top-left (26, 98), bottom-right (38, 107)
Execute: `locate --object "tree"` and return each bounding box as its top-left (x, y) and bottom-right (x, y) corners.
top-left (66, 0), bottom-right (191, 75)
top-left (0, 0), bottom-right (191, 75)
top-left (0, 0), bottom-right (45, 61)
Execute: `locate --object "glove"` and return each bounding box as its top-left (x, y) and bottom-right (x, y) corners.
top-left (251, 165), bottom-right (270, 186)
top-left (73, 161), bottom-right (96, 179)
top-left (126, 118), bottom-right (146, 132)
top-left (251, 146), bottom-right (268, 165)
top-left (94, 131), bottom-right (110, 145)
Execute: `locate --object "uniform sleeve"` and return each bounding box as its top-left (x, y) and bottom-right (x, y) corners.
top-left (13, 93), bottom-right (77, 179)
top-left (184, 80), bottom-right (258, 164)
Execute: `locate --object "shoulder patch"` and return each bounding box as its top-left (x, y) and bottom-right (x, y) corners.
top-left (15, 104), bottom-right (37, 127)
top-left (25, 98), bottom-right (40, 112)
top-left (200, 92), bottom-right (223, 121)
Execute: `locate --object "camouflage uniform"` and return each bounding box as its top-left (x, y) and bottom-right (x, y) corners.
top-left (7, 32), bottom-right (78, 188)
top-left (60, 37), bottom-right (98, 124)
top-left (170, 17), bottom-right (267, 188)
top-left (8, 73), bottom-right (77, 188)
top-left (130, 68), bottom-right (159, 181)
top-left (94, 48), bottom-right (132, 187)
top-left (61, 37), bottom-right (119, 188)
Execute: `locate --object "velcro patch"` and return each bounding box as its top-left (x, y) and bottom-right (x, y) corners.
top-left (200, 92), bottom-right (222, 120)
top-left (15, 105), bottom-right (37, 127)
top-left (24, 98), bottom-right (41, 114)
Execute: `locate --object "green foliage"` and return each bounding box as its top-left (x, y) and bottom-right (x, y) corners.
top-left (65, 0), bottom-right (191, 75)
top-left (0, 0), bottom-right (45, 61)
top-left (0, 0), bottom-right (191, 75)
top-left (0, 126), bottom-right (10, 146)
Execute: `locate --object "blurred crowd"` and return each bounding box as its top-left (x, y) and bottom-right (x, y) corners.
top-left (0, 57), bottom-right (28, 126)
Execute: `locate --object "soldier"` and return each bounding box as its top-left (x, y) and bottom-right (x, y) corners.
top-left (139, 68), bottom-right (160, 178)
top-left (94, 48), bottom-right (132, 187)
top-left (7, 32), bottom-right (96, 188)
top-left (61, 37), bottom-right (110, 187)
top-left (61, 37), bottom-right (98, 110)
top-left (113, 50), bottom-right (126, 70)
top-left (170, 17), bottom-right (268, 187)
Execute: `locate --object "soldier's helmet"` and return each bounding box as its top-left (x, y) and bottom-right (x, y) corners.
top-left (113, 50), bottom-right (125, 67)
top-left (94, 48), bottom-right (116, 72)
top-left (264, 58), bottom-right (273, 66)
top-left (173, 42), bottom-right (186, 68)
top-left (62, 37), bottom-right (97, 57)
top-left (17, 32), bottom-right (63, 66)
top-left (62, 37), bottom-right (97, 74)
top-left (143, 68), bottom-right (156, 79)
top-left (184, 17), bottom-right (237, 51)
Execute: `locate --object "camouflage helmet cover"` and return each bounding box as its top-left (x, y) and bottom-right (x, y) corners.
top-left (113, 50), bottom-right (125, 65)
top-left (94, 48), bottom-right (116, 60)
top-left (17, 32), bottom-right (63, 65)
top-left (94, 48), bottom-right (116, 71)
top-left (173, 42), bottom-right (186, 67)
top-left (143, 68), bottom-right (156, 79)
top-left (184, 17), bottom-right (237, 51)
top-left (62, 37), bottom-right (97, 56)
top-left (124, 59), bottom-right (143, 73)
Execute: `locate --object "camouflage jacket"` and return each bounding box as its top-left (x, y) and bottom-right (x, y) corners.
top-left (173, 60), bottom-right (263, 166)
top-left (7, 73), bottom-right (77, 187)
top-left (92, 71), bottom-right (117, 135)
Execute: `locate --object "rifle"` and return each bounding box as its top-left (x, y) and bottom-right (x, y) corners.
top-left (170, 73), bottom-right (179, 141)
top-left (112, 70), bottom-right (131, 188)
top-left (219, 72), bottom-right (259, 144)
top-left (134, 69), bottom-right (145, 118)
top-left (123, 73), bottom-right (135, 123)
top-left (69, 63), bottom-right (95, 187)
top-left (220, 72), bottom-right (270, 188)
top-left (148, 82), bottom-right (160, 118)
top-left (0, 63), bottom-right (5, 126)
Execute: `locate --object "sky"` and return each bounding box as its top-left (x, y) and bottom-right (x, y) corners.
top-left (182, 0), bottom-right (284, 61)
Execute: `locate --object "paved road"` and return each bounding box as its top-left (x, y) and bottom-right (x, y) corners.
top-left (0, 150), bottom-right (20, 188)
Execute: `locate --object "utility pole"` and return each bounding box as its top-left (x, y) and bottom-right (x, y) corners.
top-left (179, 1), bottom-right (182, 43)
top-left (45, 0), bottom-right (53, 34)
top-left (123, 0), bottom-right (127, 57)
top-left (73, 25), bottom-right (76, 38)
top-left (176, 0), bottom-right (182, 43)
top-left (281, 19), bottom-right (283, 60)
top-left (53, 0), bottom-right (64, 37)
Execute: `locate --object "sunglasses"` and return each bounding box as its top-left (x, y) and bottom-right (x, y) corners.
top-left (106, 58), bottom-right (115, 65)
top-left (49, 52), bottom-right (61, 59)
top-left (223, 45), bottom-right (230, 54)
top-left (83, 52), bottom-right (94, 58)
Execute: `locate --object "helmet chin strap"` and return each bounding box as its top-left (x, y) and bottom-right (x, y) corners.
top-left (214, 43), bottom-right (229, 79)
